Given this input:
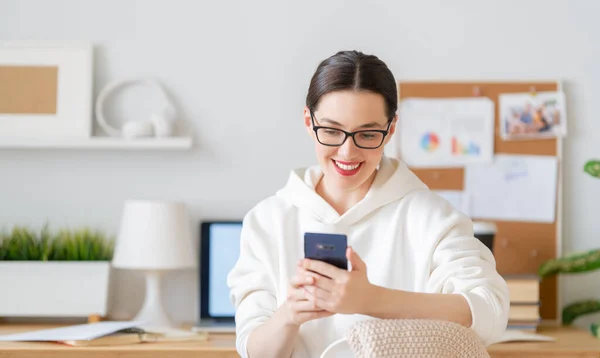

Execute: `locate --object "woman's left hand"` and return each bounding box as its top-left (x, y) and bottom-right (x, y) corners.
top-left (299, 246), bottom-right (373, 315)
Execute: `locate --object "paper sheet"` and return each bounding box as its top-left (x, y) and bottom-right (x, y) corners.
top-left (496, 329), bottom-right (555, 343)
top-left (0, 321), bottom-right (144, 341)
top-left (465, 154), bottom-right (558, 223)
top-left (398, 97), bottom-right (495, 168)
top-left (433, 190), bottom-right (470, 216)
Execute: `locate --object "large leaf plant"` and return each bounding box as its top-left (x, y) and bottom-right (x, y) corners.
top-left (538, 160), bottom-right (600, 337)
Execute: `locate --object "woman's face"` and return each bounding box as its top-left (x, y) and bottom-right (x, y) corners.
top-left (304, 90), bottom-right (396, 192)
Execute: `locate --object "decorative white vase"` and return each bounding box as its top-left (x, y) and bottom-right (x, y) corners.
top-left (0, 261), bottom-right (111, 318)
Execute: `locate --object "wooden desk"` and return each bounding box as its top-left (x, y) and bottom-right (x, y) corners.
top-left (1, 324), bottom-right (600, 357)
top-left (489, 326), bottom-right (600, 357)
top-left (0, 324), bottom-right (239, 358)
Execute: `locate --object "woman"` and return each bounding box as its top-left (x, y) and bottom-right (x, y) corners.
top-left (227, 50), bottom-right (509, 358)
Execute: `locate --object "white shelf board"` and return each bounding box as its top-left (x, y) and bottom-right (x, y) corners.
top-left (0, 137), bottom-right (193, 150)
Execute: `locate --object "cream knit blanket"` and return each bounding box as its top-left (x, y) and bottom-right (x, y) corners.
top-left (345, 319), bottom-right (490, 358)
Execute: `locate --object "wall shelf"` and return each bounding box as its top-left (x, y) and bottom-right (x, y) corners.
top-left (0, 137), bottom-right (193, 150)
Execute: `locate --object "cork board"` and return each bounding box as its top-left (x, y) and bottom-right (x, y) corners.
top-left (0, 66), bottom-right (58, 114)
top-left (399, 82), bottom-right (560, 321)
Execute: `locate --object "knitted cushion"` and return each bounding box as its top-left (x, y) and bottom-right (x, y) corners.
top-left (346, 319), bottom-right (490, 358)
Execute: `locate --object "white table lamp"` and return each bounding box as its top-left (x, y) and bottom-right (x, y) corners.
top-left (112, 200), bottom-right (196, 328)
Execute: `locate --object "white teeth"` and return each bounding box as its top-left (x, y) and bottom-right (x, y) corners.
top-left (335, 161), bottom-right (360, 171)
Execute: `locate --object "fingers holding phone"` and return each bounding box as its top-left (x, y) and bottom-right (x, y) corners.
top-left (303, 246), bottom-right (373, 315)
top-left (281, 232), bottom-right (352, 326)
top-left (284, 273), bottom-right (333, 326)
top-left (290, 273), bottom-right (314, 290)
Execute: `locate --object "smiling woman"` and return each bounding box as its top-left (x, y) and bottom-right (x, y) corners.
top-left (303, 52), bottom-right (398, 216)
top-left (227, 50), bottom-right (510, 358)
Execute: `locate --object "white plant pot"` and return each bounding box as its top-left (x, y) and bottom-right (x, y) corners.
top-left (0, 261), bottom-right (111, 318)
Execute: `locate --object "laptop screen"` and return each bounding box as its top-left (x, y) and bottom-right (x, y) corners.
top-left (206, 222), bottom-right (242, 317)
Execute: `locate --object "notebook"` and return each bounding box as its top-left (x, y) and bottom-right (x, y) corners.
top-left (0, 321), bottom-right (208, 347)
top-left (60, 327), bottom-right (158, 347)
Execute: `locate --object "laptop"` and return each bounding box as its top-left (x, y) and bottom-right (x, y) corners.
top-left (191, 221), bottom-right (242, 333)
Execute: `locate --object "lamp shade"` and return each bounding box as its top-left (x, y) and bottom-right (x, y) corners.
top-left (112, 200), bottom-right (196, 270)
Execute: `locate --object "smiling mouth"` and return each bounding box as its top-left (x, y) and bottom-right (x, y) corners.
top-left (334, 160), bottom-right (360, 170)
top-left (332, 160), bottom-right (363, 176)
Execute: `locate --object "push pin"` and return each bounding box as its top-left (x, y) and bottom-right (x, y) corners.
top-left (531, 249), bottom-right (539, 257)
top-left (530, 86), bottom-right (537, 97)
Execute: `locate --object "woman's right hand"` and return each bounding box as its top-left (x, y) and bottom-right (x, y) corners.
top-left (245, 266), bottom-right (332, 358)
top-left (282, 271), bottom-right (334, 326)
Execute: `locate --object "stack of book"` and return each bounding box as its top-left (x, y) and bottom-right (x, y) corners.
top-left (505, 274), bottom-right (541, 332)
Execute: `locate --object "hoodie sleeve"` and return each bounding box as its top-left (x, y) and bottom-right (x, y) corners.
top-left (227, 210), bottom-right (278, 358)
top-left (420, 193), bottom-right (510, 346)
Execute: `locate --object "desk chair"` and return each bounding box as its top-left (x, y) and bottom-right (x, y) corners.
top-left (320, 319), bottom-right (489, 358)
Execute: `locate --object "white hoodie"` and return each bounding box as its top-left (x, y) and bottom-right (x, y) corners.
top-left (227, 156), bottom-right (509, 358)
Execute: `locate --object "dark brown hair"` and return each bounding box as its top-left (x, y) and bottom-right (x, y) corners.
top-left (306, 50), bottom-right (397, 120)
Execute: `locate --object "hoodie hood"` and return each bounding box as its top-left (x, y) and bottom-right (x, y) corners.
top-left (276, 156), bottom-right (428, 226)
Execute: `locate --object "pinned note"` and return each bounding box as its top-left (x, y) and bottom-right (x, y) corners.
top-left (464, 154), bottom-right (558, 223)
top-left (398, 97), bottom-right (495, 168)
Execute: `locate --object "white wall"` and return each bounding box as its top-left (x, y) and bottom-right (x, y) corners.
top-left (1, 0), bottom-right (599, 328)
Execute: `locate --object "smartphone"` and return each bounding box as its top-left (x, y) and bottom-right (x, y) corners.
top-left (304, 232), bottom-right (348, 270)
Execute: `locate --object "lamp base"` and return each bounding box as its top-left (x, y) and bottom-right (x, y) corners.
top-left (133, 270), bottom-right (174, 328)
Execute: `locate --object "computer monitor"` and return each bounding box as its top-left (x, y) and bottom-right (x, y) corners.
top-left (199, 221), bottom-right (242, 321)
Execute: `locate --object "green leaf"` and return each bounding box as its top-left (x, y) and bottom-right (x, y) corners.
top-left (5, 226), bottom-right (38, 260)
top-left (592, 323), bottom-right (600, 338)
top-left (65, 231), bottom-right (77, 261)
top-left (563, 300), bottom-right (600, 325)
top-left (584, 160), bottom-right (600, 178)
top-left (40, 224), bottom-right (52, 261)
top-left (0, 230), bottom-right (6, 260)
top-left (538, 249), bottom-right (600, 277)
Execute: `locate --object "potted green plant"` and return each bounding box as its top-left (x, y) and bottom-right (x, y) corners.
top-left (0, 224), bottom-right (114, 319)
top-left (538, 159), bottom-right (600, 337)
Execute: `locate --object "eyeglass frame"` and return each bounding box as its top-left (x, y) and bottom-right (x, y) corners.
top-left (309, 110), bottom-right (393, 149)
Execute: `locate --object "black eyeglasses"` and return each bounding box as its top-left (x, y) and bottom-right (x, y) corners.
top-left (310, 111), bottom-right (392, 149)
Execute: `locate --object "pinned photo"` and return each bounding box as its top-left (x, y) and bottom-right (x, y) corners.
top-left (499, 91), bottom-right (567, 140)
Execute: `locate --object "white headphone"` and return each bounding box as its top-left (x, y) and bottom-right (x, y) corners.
top-left (95, 78), bottom-right (177, 139)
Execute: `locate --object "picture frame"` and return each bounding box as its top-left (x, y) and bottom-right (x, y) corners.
top-left (499, 91), bottom-right (567, 141)
top-left (0, 41), bottom-right (93, 139)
